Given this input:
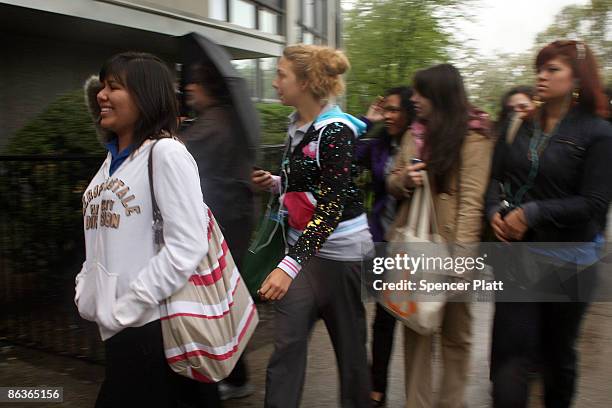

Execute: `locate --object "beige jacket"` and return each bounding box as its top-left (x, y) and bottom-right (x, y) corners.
top-left (386, 130), bottom-right (494, 248)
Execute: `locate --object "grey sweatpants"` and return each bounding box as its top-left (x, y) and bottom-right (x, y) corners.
top-left (264, 256), bottom-right (371, 408)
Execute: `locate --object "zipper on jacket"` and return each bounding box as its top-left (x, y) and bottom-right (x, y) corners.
top-left (555, 139), bottom-right (586, 151)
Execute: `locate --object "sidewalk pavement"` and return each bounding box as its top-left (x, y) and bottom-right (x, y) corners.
top-left (2, 302), bottom-right (611, 407)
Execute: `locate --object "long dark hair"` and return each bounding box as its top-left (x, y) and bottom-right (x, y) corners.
top-left (99, 52), bottom-right (179, 147)
top-left (413, 64), bottom-right (469, 192)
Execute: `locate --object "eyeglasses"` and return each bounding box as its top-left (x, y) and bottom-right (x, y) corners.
top-left (508, 103), bottom-right (532, 112)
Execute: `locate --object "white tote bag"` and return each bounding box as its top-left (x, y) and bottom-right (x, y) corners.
top-left (383, 171), bottom-right (449, 335)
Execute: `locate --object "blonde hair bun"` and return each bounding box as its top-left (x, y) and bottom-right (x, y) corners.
top-left (283, 44), bottom-right (350, 99)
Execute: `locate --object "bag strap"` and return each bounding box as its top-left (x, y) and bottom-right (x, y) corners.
top-left (148, 140), bottom-right (164, 250)
top-left (406, 183), bottom-right (423, 233)
top-left (404, 171), bottom-right (441, 240)
top-left (422, 171), bottom-right (441, 236)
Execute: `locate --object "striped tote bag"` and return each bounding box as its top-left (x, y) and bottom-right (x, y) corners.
top-left (149, 141), bottom-right (259, 383)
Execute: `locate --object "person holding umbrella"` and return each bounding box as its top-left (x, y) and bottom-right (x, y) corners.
top-left (178, 33), bottom-right (259, 401)
top-left (252, 44), bottom-right (373, 408)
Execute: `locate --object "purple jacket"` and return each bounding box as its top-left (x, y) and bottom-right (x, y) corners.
top-left (356, 131), bottom-right (397, 242)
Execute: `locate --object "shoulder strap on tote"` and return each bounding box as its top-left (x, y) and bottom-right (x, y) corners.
top-left (148, 140), bottom-right (165, 250)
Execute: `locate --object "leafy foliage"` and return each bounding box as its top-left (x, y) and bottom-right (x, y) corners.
top-left (343, 0), bottom-right (471, 113)
top-left (256, 102), bottom-right (293, 145)
top-left (1, 91), bottom-right (290, 277)
top-left (4, 90), bottom-right (104, 156)
top-left (463, 0), bottom-right (611, 119)
top-left (1, 90), bottom-right (102, 276)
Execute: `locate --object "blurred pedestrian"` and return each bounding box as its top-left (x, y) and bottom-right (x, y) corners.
top-left (180, 61), bottom-right (256, 401)
top-left (486, 40), bottom-right (612, 408)
top-left (496, 85), bottom-right (535, 135)
top-left (386, 64), bottom-right (494, 408)
top-left (252, 44), bottom-right (373, 408)
top-left (356, 86), bottom-right (415, 407)
top-left (77, 52), bottom-right (210, 407)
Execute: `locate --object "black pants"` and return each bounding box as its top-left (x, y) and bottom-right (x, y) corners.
top-left (96, 320), bottom-right (220, 408)
top-left (491, 302), bottom-right (589, 408)
top-left (370, 303), bottom-right (397, 395)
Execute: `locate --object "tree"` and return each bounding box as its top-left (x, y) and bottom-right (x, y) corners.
top-left (343, 0), bottom-right (472, 113)
top-left (463, 0), bottom-right (611, 119)
top-left (534, 0), bottom-right (611, 84)
top-left (461, 50), bottom-right (535, 116)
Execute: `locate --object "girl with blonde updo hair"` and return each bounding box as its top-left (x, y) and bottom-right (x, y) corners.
top-left (252, 44), bottom-right (373, 407)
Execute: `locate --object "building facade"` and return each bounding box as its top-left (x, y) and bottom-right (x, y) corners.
top-left (0, 0), bottom-right (342, 145)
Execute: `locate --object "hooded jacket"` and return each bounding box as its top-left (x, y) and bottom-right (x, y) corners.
top-left (75, 77), bottom-right (209, 340)
top-left (274, 106), bottom-right (374, 278)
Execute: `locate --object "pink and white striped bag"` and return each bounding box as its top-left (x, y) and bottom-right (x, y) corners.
top-left (149, 141), bottom-right (258, 383)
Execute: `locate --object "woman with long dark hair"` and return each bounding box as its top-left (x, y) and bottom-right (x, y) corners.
top-left (486, 40), bottom-right (612, 408)
top-left (387, 64), bottom-right (494, 407)
top-left (77, 52), bottom-right (210, 407)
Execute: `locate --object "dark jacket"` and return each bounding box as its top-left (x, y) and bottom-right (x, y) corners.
top-left (485, 108), bottom-right (612, 242)
top-left (180, 105), bottom-right (255, 261)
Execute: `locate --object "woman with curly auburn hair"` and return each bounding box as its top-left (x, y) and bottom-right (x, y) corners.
top-left (252, 44), bottom-right (373, 408)
top-left (486, 40), bottom-right (612, 408)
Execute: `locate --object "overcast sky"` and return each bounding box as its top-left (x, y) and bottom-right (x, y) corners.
top-left (458, 0), bottom-right (590, 56)
top-left (342, 0), bottom-right (591, 57)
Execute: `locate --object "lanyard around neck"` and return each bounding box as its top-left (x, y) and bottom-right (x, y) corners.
top-left (504, 116), bottom-right (564, 206)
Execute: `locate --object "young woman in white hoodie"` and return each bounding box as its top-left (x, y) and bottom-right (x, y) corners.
top-left (76, 52), bottom-right (214, 407)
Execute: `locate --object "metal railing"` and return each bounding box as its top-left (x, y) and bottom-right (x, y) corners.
top-left (0, 146), bottom-right (286, 363)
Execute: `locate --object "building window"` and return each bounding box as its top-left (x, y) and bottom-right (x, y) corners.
top-left (209, 0), bottom-right (227, 21)
top-left (259, 9), bottom-right (279, 35)
top-left (230, 0), bottom-right (256, 29)
top-left (314, 0), bottom-right (326, 36)
top-left (299, 0), bottom-right (327, 44)
top-left (260, 57), bottom-right (278, 100)
top-left (231, 58), bottom-right (279, 101)
top-left (207, 1), bottom-right (284, 35)
top-left (232, 59), bottom-right (257, 96)
top-left (303, 0), bottom-right (314, 27)
top-left (302, 32), bottom-right (314, 45)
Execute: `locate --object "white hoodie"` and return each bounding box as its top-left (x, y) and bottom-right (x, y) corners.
top-left (75, 138), bottom-right (209, 340)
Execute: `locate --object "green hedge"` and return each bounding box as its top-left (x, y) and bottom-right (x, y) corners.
top-left (256, 102), bottom-right (293, 145)
top-left (1, 90), bottom-right (291, 276)
top-left (4, 90), bottom-right (104, 156)
top-left (4, 94), bottom-right (293, 155)
top-left (1, 90), bottom-right (102, 276)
